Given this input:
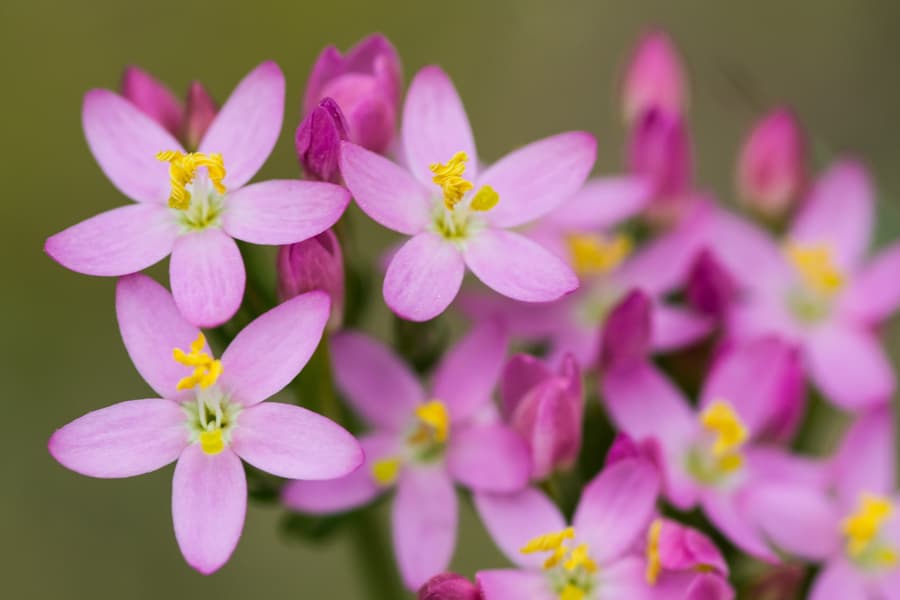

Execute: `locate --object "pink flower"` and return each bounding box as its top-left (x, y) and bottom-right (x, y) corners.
top-left (282, 321), bottom-right (531, 589)
top-left (622, 30), bottom-right (688, 123)
top-left (644, 517), bottom-right (733, 599)
top-left (45, 62), bottom-right (351, 327)
top-left (48, 274), bottom-right (362, 574)
top-left (277, 229), bottom-right (345, 331)
top-left (304, 33), bottom-right (403, 154)
top-left (474, 457), bottom-right (660, 599)
top-left (500, 353), bottom-right (583, 480)
top-left (339, 66), bottom-right (594, 321)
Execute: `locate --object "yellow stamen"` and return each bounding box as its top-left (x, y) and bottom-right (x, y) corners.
top-left (157, 150), bottom-right (227, 210)
top-left (430, 151), bottom-right (474, 210)
top-left (786, 242), bottom-right (845, 296)
top-left (559, 585), bottom-right (585, 600)
top-left (521, 527), bottom-right (576, 555)
top-left (371, 457), bottom-right (401, 486)
top-left (173, 333), bottom-right (222, 390)
top-left (842, 493), bottom-right (895, 561)
top-left (199, 429), bottom-right (225, 455)
top-left (470, 185), bottom-right (500, 211)
top-left (413, 400), bottom-right (450, 443)
top-left (700, 400), bottom-right (748, 474)
top-left (522, 527), bottom-right (597, 599)
top-left (567, 233), bottom-right (633, 276)
top-left (646, 518), bottom-right (663, 584)
top-left (564, 543), bottom-right (598, 573)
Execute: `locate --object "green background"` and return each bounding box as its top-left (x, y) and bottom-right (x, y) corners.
top-left (2, 1), bottom-right (899, 598)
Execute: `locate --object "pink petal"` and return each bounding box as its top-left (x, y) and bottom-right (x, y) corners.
top-left (222, 180), bottom-right (349, 245)
top-left (684, 574), bottom-right (735, 600)
top-left (339, 142), bottom-right (432, 235)
top-left (281, 433), bottom-right (397, 513)
top-left (120, 66), bottom-right (184, 137)
top-left (841, 242), bottom-right (900, 324)
top-left (115, 274), bottom-right (202, 399)
top-left (809, 559), bottom-right (867, 600)
top-left (544, 176), bottom-right (652, 231)
top-left (832, 407), bottom-right (895, 505)
top-left (198, 61), bottom-right (285, 189)
top-left (49, 399), bottom-right (186, 478)
top-left (464, 229), bottom-right (578, 302)
top-left (806, 322), bottom-right (895, 410)
top-left (500, 354), bottom-right (554, 417)
top-left (701, 492), bottom-right (778, 562)
top-left (392, 466), bottom-right (458, 589)
top-left (384, 232), bottom-right (465, 321)
top-left (330, 331), bottom-right (425, 431)
top-left (601, 290), bottom-right (652, 371)
top-left (572, 458), bottom-right (660, 564)
top-left (655, 518), bottom-right (729, 575)
top-left (476, 570), bottom-right (554, 600)
top-left (600, 557), bottom-right (655, 599)
top-left (651, 304), bottom-right (713, 352)
top-left (474, 488), bottom-right (567, 569)
top-left (44, 204), bottom-right (178, 276)
top-left (476, 132), bottom-right (597, 228)
top-left (744, 446), bottom-right (829, 489)
top-left (169, 228), bottom-right (245, 327)
top-left (82, 89), bottom-right (183, 203)
top-left (402, 66), bottom-right (477, 186)
top-left (446, 424), bottom-right (531, 493)
top-left (432, 319), bottom-right (508, 422)
top-left (230, 402), bottom-right (361, 480)
top-left (702, 208), bottom-right (790, 292)
top-left (789, 160), bottom-right (874, 272)
top-left (746, 483), bottom-right (838, 560)
top-left (219, 291), bottom-right (330, 406)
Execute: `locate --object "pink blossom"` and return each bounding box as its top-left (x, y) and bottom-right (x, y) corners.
top-left (45, 62), bottom-right (351, 327)
top-left (339, 66), bottom-right (594, 321)
top-left (622, 30), bottom-right (688, 123)
top-left (48, 274), bottom-right (362, 574)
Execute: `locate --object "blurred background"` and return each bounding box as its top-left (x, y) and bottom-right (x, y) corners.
top-left (2, 0), bottom-right (899, 597)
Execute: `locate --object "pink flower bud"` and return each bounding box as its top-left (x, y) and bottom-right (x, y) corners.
top-left (500, 353), bottom-right (583, 480)
top-left (121, 66), bottom-right (184, 137)
top-left (737, 108), bottom-right (807, 219)
top-left (622, 30), bottom-right (688, 123)
top-left (654, 518), bottom-right (729, 575)
top-left (304, 34), bottom-right (402, 154)
top-left (277, 230), bottom-right (344, 331)
top-left (183, 81), bottom-right (217, 151)
top-left (295, 98), bottom-right (349, 183)
top-left (686, 249), bottom-right (737, 319)
top-left (418, 573), bottom-right (482, 600)
top-left (600, 290), bottom-right (652, 371)
top-left (628, 108), bottom-right (693, 205)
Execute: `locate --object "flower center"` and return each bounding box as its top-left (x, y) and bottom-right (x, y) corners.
top-left (841, 492), bottom-right (898, 571)
top-left (784, 242), bottom-right (844, 323)
top-left (521, 527), bottom-right (597, 600)
top-left (686, 400), bottom-right (748, 485)
top-left (157, 150), bottom-right (227, 231)
top-left (567, 233), bottom-right (633, 277)
top-left (428, 152), bottom-right (499, 242)
top-left (369, 400), bottom-right (452, 486)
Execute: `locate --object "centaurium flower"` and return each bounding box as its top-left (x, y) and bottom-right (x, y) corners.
top-left (282, 321), bottom-right (531, 589)
top-left (339, 65), bottom-right (594, 321)
top-left (48, 274), bottom-right (362, 574)
top-left (45, 62), bottom-right (350, 327)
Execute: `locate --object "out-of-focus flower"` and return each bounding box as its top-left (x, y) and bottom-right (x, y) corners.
top-left (747, 408), bottom-right (899, 599)
top-left (474, 457), bottom-right (660, 599)
top-left (277, 229), bottom-right (344, 331)
top-left (643, 517), bottom-right (732, 598)
top-left (340, 66), bottom-right (593, 321)
top-left (622, 30), bottom-right (688, 123)
top-left (282, 321), bottom-right (531, 589)
top-left (500, 353), bottom-right (583, 480)
top-left (419, 573), bottom-right (482, 600)
top-left (603, 337), bottom-right (819, 560)
top-left (121, 66), bottom-right (217, 150)
top-left (295, 97), bottom-right (349, 183)
top-left (48, 275), bottom-right (361, 574)
top-left (304, 33), bottom-right (402, 154)
top-left (45, 62), bottom-right (350, 327)
top-left (686, 249), bottom-right (738, 320)
top-left (736, 108), bottom-right (807, 221)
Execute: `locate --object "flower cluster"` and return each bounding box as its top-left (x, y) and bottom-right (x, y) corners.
top-left (46, 30), bottom-right (900, 600)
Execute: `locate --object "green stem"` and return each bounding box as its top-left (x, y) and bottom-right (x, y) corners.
top-left (347, 509), bottom-right (409, 600)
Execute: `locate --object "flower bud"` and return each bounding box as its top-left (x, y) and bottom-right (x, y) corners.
top-left (736, 108), bottom-right (807, 220)
top-left (183, 81), bottom-right (218, 150)
top-left (600, 290), bottom-right (652, 372)
top-left (418, 573), bottom-right (481, 600)
top-left (500, 353), bottom-right (583, 480)
top-left (628, 107), bottom-right (693, 207)
top-left (295, 98), bottom-right (349, 183)
top-left (277, 230), bottom-right (344, 331)
top-left (622, 30), bottom-right (687, 124)
top-left (121, 66), bottom-right (184, 137)
top-left (304, 33), bottom-right (402, 154)
top-left (686, 249), bottom-right (737, 319)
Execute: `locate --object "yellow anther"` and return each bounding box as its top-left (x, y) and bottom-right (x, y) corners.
top-left (700, 400), bottom-right (748, 458)
top-left (199, 429), bottom-right (224, 455)
top-left (430, 151), bottom-right (474, 210)
top-left (156, 150), bottom-right (227, 210)
top-left (567, 233), bottom-right (633, 276)
top-left (470, 185), bottom-right (500, 212)
top-left (521, 527), bottom-right (576, 554)
top-left (786, 242), bottom-right (845, 297)
top-left (371, 457), bottom-right (401, 486)
top-left (559, 585), bottom-right (585, 600)
top-left (413, 400), bottom-right (450, 443)
top-left (842, 493), bottom-right (895, 559)
top-left (646, 519), bottom-right (663, 585)
top-left (564, 544), bottom-right (598, 574)
top-left (173, 333), bottom-right (222, 390)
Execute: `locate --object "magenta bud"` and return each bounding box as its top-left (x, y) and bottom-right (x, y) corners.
top-left (686, 249), bottom-right (737, 319)
top-left (183, 81), bottom-right (218, 150)
top-left (304, 33), bottom-right (402, 154)
top-left (600, 290), bottom-right (652, 371)
top-left (296, 98), bottom-right (349, 183)
top-left (418, 573), bottom-right (481, 600)
top-left (628, 108), bottom-right (693, 205)
top-left (501, 353), bottom-right (583, 480)
top-left (654, 518), bottom-right (729, 575)
top-left (622, 30), bottom-right (688, 124)
top-left (737, 108), bottom-right (807, 219)
top-left (686, 574), bottom-right (735, 600)
top-left (277, 230), bottom-right (344, 331)
top-left (121, 66), bottom-right (184, 137)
